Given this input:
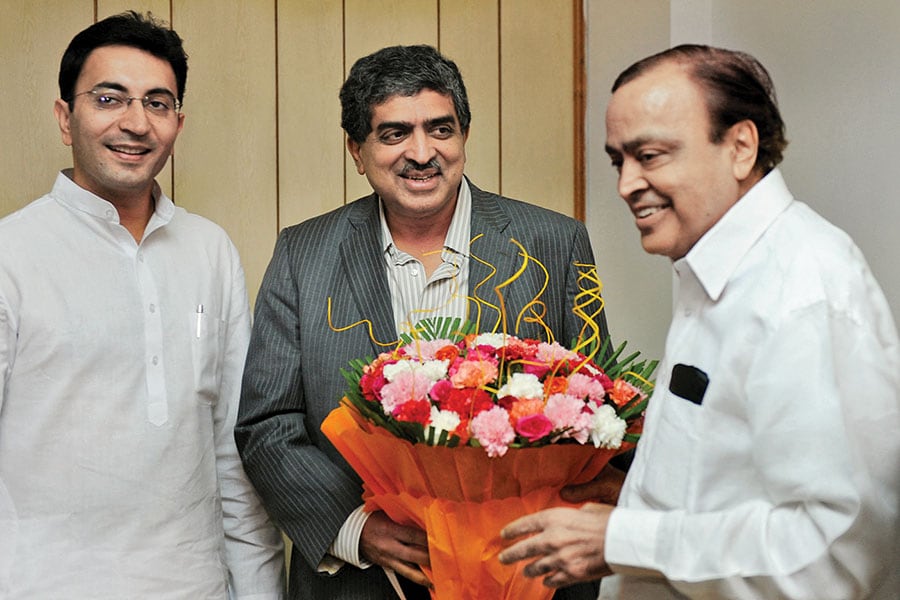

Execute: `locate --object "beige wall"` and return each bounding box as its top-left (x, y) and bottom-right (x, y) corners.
top-left (1, 1), bottom-right (583, 306)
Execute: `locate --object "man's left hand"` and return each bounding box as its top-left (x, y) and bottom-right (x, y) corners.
top-left (498, 503), bottom-right (614, 588)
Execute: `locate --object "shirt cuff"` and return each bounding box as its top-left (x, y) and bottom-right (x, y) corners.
top-left (316, 505), bottom-right (374, 574)
top-left (605, 506), bottom-right (666, 577)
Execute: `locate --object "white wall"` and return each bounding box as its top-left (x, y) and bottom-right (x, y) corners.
top-left (586, 0), bottom-right (900, 364)
top-left (585, 0), bottom-right (673, 363)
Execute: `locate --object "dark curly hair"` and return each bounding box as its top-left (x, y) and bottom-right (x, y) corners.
top-left (340, 45), bottom-right (470, 143)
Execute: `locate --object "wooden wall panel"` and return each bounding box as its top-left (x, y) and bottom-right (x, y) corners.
top-left (0, 1), bottom-right (92, 217)
top-left (2, 1), bottom-right (583, 307)
top-left (277, 0), bottom-right (345, 229)
top-left (500, 0), bottom-right (575, 215)
top-left (440, 0), bottom-right (501, 194)
top-left (342, 0), bottom-right (439, 202)
top-left (171, 0), bottom-right (278, 305)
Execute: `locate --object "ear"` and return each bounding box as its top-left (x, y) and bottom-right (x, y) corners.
top-left (346, 137), bottom-right (365, 175)
top-left (53, 99), bottom-right (74, 147)
top-left (728, 119), bottom-right (759, 182)
top-left (172, 112), bottom-right (185, 156)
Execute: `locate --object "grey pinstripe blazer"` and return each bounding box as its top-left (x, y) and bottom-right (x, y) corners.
top-left (236, 180), bottom-right (608, 599)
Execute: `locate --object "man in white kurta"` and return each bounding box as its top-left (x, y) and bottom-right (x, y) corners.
top-left (499, 45), bottom-right (899, 599)
top-left (0, 10), bottom-right (283, 599)
top-left (0, 172), bottom-right (284, 598)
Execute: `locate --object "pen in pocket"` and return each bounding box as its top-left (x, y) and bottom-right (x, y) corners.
top-left (195, 304), bottom-right (204, 338)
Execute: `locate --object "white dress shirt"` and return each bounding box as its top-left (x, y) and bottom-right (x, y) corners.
top-left (601, 170), bottom-right (900, 599)
top-left (0, 171), bottom-right (284, 599)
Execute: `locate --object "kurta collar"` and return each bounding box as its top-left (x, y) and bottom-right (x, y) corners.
top-left (680, 168), bottom-right (794, 301)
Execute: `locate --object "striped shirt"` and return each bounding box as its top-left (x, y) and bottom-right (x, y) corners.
top-left (380, 180), bottom-right (472, 335)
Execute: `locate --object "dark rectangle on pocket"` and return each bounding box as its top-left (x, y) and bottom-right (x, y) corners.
top-left (669, 363), bottom-right (709, 405)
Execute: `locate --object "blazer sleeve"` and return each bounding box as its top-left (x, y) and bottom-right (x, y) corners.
top-left (235, 228), bottom-right (365, 571)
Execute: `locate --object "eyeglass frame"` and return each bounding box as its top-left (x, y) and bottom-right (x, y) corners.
top-left (70, 88), bottom-right (183, 117)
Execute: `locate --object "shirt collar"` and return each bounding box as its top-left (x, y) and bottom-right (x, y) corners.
top-left (379, 178), bottom-right (473, 256)
top-left (679, 168), bottom-right (794, 301)
top-left (52, 169), bottom-right (175, 229)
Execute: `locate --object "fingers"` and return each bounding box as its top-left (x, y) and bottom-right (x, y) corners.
top-left (560, 464), bottom-right (626, 504)
top-left (360, 511), bottom-right (432, 588)
top-left (498, 504), bottom-right (613, 588)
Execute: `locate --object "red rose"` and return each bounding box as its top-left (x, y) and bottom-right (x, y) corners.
top-left (515, 414), bottom-right (553, 442)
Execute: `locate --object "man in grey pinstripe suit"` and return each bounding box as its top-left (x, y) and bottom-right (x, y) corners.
top-left (236, 45), bottom-right (609, 600)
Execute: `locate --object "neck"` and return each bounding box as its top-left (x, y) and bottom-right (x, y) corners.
top-left (111, 193), bottom-right (155, 243)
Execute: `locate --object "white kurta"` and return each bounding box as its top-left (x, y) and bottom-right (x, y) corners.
top-left (602, 170), bottom-right (900, 599)
top-left (0, 171), bottom-right (284, 599)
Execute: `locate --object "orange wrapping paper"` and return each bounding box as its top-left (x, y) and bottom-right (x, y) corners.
top-left (322, 403), bottom-right (624, 600)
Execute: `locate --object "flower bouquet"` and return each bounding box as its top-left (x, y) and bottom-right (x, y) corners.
top-left (321, 312), bottom-right (656, 599)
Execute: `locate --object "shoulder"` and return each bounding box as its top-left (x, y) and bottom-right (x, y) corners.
top-left (278, 194), bottom-right (378, 250)
top-left (468, 180), bottom-right (586, 235)
top-left (0, 195), bottom-right (62, 258)
top-left (757, 202), bottom-right (887, 320)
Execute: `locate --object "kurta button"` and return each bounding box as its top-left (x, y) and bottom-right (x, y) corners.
top-left (152, 356), bottom-right (159, 365)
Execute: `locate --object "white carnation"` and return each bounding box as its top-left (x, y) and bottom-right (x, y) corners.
top-left (497, 372), bottom-right (544, 400)
top-left (425, 406), bottom-right (462, 444)
top-left (588, 403), bottom-right (626, 449)
top-left (472, 332), bottom-right (508, 348)
top-left (383, 359), bottom-right (448, 383)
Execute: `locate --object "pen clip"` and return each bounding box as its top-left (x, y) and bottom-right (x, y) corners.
top-left (195, 304), bottom-right (204, 338)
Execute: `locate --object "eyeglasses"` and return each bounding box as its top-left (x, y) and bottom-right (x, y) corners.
top-left (73, 89), bottom-right (181, 117)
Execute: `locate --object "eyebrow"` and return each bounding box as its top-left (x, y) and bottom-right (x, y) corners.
top-left (605, 135), bottom-right (680, 156)
top-left (374, 114), bottom-right (458, 133)
top-left (92, 81), bottom-right (177, 98)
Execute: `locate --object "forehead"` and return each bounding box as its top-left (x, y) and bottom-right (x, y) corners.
top-left (605, 62), bottom-right (710, 145)
top-left (78, 44), bottom-right (177, 91)
top-left (370, 90), bottom-right (458, 124)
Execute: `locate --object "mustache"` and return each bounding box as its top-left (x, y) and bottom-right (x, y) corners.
top-left (400, 159), bottom-right (441, 175)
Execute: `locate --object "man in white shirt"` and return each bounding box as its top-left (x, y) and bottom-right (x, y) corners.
top-left (499, 44), bottom-right (899, 599)
top-left (0, 12), bottom-right (284, 598)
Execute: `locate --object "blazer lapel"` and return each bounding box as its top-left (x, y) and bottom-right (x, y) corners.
top-left (338, 196), bottom-right (398, 354)
top-left (468, 184), bottom-right (524, 334)
top-left (467, 182), bottom-right (554, 338)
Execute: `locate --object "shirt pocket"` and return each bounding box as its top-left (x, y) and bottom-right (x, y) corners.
top-left (191, 306), bottom-right (225, 406)
top-left (637, 388), bottom-right (701, 507)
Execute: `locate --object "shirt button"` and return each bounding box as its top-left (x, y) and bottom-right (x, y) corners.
top-left (151, 356), bottom-right (159, 365)
top-left (137, 252), bottom-right (144, 262)
top-left (411, 268), bottom-right (419, 277)
top-left (105, 209), bottom-right (115, 219)
top-left (149, 303), bottom-right (156, 313)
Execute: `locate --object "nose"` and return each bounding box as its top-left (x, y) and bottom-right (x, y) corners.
top-left (404, 128), bottom-right (436, 165)
top-left (617, 157), bottom-right (648, 200)
top-left (117, 99), bottom-right (152, 135)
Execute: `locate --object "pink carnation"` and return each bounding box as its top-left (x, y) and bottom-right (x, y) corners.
top-left (379, 370), bottom-right (433, 414)
top-left (399, 339), bottom-right (454, 360)
top-left (470, 406), bottom-right (516, 457)
top-left (544, 393), bottom-right (592, 443)
top-left (450, 358), bottom-right (499, 388)
top-left (566, 372), bottom-right (606, 403)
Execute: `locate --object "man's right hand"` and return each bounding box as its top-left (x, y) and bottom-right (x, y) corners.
top-left (360, 510), bottom-right (432, 589)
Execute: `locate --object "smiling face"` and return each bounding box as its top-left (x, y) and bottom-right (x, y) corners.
top-left (347, 89), bottom-right (467, 227)
top-left (54, 45), bottom-right (184, 207)
top-left (605, 61), bottom-right (757, 260)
